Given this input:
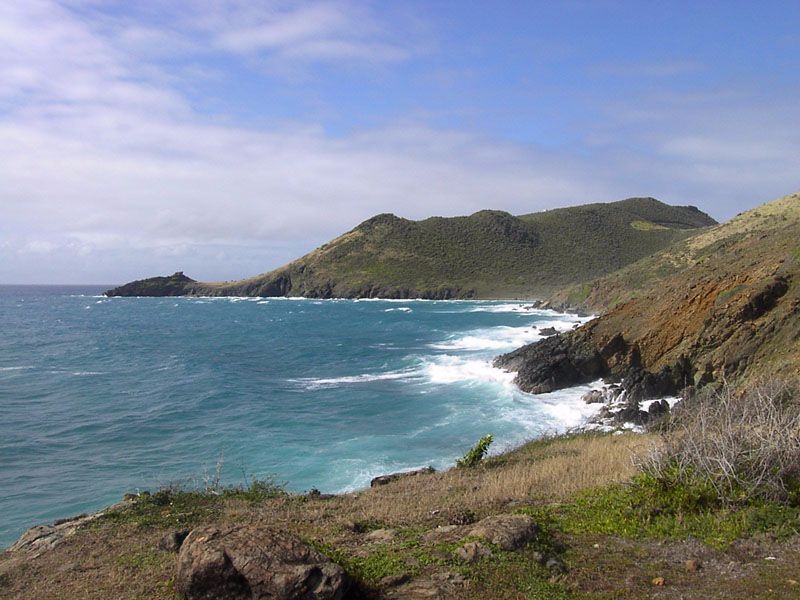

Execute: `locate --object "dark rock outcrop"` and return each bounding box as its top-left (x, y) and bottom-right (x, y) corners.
top-left (494, 333), bottom-right (607, 394)
top-left (105, 272), bottom-right (195, 297)
top-left (175, 525), bottom-right (349, 600)
top-left (370, 467), bottom-right (435, 487)
top-left (158, 529), bottom-right (190, 553)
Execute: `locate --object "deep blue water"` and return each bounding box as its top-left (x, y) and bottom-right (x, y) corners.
top-left (0, 286), bottom-right (597, 547)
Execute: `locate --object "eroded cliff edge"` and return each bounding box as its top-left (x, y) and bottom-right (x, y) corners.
top-left (495, 192), bottom-right (800, 397)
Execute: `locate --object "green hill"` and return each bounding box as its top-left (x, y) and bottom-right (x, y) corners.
top-left (106, 197), bottom-right (716, 298)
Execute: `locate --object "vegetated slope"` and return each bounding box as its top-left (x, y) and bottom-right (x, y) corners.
top-left (497, 191), bottom-right (800, 396)
top-left (106, 197), bottom-right (715, 298)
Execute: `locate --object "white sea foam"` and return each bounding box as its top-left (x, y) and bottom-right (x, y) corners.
top-left (0, 366), bottom-right (33, 372)
top-left (429, 313), bottom-right (591, 351)
top-left (72, 371), bottom-right (104, 376)
top-left (384, 307), bottom-right (412, 313)
top-left (641, 397), bottom-right (681, 411)
top-left (528, 381), bottom-right (606, 430)
top-left (290, 368), bottom-right (422, 390)
top-left (422, 355), bottom-right (516, 386)
top-left (467, 302), bottom-right (538, 313)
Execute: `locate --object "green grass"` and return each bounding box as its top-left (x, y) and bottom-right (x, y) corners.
top-left (115, 548), bottom-right (165, 571)
top-left (518, 472), bottom-right (800, 550)
top-left (461, 547), bottom-right (574, 600)
top-left (310, 519), bottom-right (571, 598)
top-left (630, 219), bottom-right (668, 231)
top-left (98, 478), bottom-right (286, 530)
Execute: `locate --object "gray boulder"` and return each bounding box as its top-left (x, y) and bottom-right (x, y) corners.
top-left (175, 525), bottom-right (349, 600)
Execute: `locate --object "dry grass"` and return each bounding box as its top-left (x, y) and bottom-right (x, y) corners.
top-left (0, 432), bottom-right (653, 599)
top-left (327, 432), bottom-right (655, 529)
top-left (7, 430), bottom-right (800, 600)
top-left (643, 378), bottom-right (800, 504)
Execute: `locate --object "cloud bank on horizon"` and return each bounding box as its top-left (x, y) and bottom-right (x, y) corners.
top-left (1, 0), bottom-right (799, 283)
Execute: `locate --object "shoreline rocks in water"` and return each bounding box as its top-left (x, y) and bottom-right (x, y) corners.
top-left (493, 326), bottom-right (696, 403)
top-left (577, 381), bottom-right (680, 432)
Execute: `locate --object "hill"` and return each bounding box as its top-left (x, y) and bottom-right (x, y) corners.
top-left (106, 197), bottom-right (716, 298)
top-left (496, 191), bottom-right (800, 396)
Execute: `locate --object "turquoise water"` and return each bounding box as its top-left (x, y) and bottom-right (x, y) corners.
top-left (0, 286), bottom-right (597, 547)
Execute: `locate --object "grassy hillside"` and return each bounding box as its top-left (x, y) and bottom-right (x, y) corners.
top-left (107, 198), bottom-right (716, 298)
top-left (550, 192), bottom-right (800, 313)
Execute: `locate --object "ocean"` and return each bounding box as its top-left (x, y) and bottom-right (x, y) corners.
top-left (0, 285), bottom-right (600, 547)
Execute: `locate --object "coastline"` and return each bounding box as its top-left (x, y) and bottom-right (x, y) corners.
top-left (3, 371), bottom-right (677, 554)
top-left (0, 295), bottom-right (595, 549)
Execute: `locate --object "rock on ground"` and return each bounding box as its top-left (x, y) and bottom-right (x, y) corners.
top-left (467, 514), bottom-right (539, 551)
top-left (175, 525), bottom-right (349, 600)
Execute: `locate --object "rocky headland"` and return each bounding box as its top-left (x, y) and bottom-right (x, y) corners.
top-left (495, 192), bottom-right (800, 405)
top-left (105, 197), bottom-right (715, 299)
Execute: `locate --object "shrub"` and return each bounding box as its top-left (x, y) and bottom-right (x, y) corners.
top-left (641, 379), bottom-right (800, 505)
top-left (457, 434), bottom-right (493, 468)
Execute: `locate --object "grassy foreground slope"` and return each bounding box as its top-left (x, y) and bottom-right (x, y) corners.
top-left (107, 198), bottom-right (715, 298)
top-left (4, 430), bottom-right (800, 599)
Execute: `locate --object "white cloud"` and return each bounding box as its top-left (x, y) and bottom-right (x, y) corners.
top-left (1, 1), bottom-right (799, 284)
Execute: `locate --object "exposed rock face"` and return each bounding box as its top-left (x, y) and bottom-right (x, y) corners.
top-left (467, 514), bottom-right (539, 551)
top-left (158, 529), bottom-right (190, 553)
top-left (529, 193), bottom-right (800, 390)
top-left (6, 500), bottom-right (133, 558)
top-left (455, 541), bottom-right (493, 562)
top-left (494, 333), bottom-right (607, 395)
top-left (175, 525), bottom-right (349, 600)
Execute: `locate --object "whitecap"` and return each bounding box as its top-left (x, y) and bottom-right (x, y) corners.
top-left (0, 366), bottom-right (33, 372)
top-left (421, 355), bottom-right (516, 386)
top-left (384, 307), bottom-right (412, 313)
top-left (428, 325), bottom-right (542, 351)
top-left (467, 302), bottom-right (536, 313)
top-left (289, 368), bottom-right (423, 390)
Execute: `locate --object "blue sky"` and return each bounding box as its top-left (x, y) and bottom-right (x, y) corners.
top-left (1, 1), bottom-right (799, 283)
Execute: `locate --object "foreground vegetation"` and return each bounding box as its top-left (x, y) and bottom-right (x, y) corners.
top-left (3, 380), bottom-right (800, 598)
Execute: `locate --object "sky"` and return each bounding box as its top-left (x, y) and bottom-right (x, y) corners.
top-left (1, 1), bottom-right (799, 284)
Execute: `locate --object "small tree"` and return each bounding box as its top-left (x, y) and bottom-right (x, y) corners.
top-left (457, 434), bottom-right (493, 468)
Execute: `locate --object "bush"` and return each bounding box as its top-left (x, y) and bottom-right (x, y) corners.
top-left (641, 379), bottom-right (800, 505)
top-left (457, 434), bottom-right (493, 468)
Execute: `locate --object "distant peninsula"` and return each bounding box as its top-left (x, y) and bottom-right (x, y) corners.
top-left (106, 197), bottom-right (716, 299)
